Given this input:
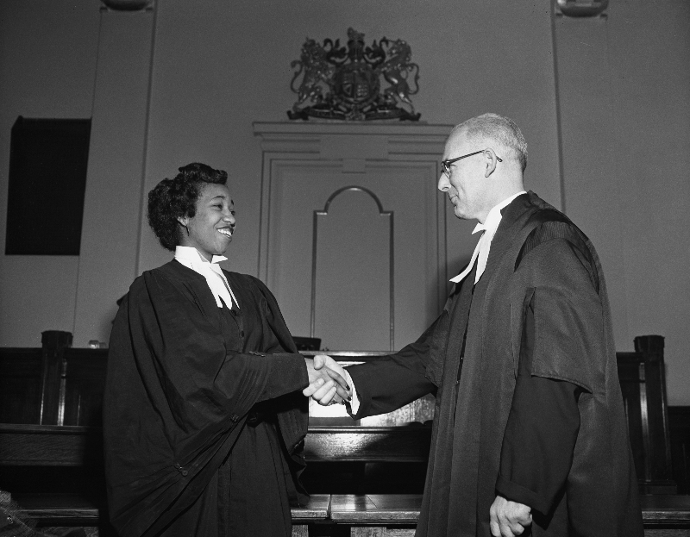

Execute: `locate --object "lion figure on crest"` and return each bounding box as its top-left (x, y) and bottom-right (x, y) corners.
top-left (290, 39), bottom-right (335, 109)
top-left (380, 39), bottom-right (420, 112)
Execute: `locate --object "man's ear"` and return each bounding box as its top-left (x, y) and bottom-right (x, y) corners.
top-left (177, 216), bottom-right (189, 227)
top-left (484, 150), bottom-right (499, 178)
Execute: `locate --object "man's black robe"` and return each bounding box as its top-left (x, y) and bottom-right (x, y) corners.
top-left (347, 192), bottom-right (643, 536)
top-left (103, 260), bottom-right (309, 536)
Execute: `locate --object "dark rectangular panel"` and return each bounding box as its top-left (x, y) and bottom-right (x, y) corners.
top-left (6, 117), bottom-right (91, 255)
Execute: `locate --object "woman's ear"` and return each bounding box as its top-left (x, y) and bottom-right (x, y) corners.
top-left (177, 216), bottom-right (190, 238)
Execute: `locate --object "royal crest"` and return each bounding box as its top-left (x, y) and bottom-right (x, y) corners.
top-left (288, 28), bottom-right (421, 121)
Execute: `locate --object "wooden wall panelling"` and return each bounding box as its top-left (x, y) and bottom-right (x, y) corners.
top-left (0, 348), bottom-right (43, 424)
top-left (253, 122), bottom-right (452, 352)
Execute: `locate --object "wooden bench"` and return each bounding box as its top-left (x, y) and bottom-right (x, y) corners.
top-left (326, 493), bottom-right (690, 536)
top-left (4, 491), bottom-right (330, 537)
top-left (10, 492), bottom-right (687, 537)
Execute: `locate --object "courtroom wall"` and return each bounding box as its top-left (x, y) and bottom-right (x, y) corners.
top-left (0, 2), bottom-right (100, 345)
top-left (555, 0), bottom-right (690, 405)
top-left (0, 0), bottom-right (688, 404)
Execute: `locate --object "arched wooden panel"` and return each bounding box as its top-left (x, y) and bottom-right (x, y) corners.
top-left (312, 186), bottom-right (394, 351)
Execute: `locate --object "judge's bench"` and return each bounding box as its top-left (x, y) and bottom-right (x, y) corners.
top-left (0, 331), bottom-right (689, 536)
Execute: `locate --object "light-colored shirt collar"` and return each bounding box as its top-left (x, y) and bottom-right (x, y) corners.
top-left (450, 191), bottom-right (526, 285)
top-left (174, 245), bottom-right (227, 266)
top-left (174, 246), bottom-right (239, 309)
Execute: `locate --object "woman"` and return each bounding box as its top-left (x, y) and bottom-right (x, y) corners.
top-left (103, 163), bottom-right (347, 537)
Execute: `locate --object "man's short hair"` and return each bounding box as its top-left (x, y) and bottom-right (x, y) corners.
top-left (454, 113), bottom-right (528, 172)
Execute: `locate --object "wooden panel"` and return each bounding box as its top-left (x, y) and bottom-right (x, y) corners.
top-left (314, 187), bottom-right (393, 350)
top-left (12, 492), bottom-right (104, 526)
top-left (289, 494), bottom-right (331, 521)
top-left (254, 123), bottom-right (450, 353)
top-left (0, 348), bottom-right (42, 423)
top-left (267, 163), bottom-right (441, 352)
top-left (330, 494), bottom-right (422, 523)
top-left (62, 348), bottom-right (108, 427)
top-left (641, 494), bottom-right (690, 521)
top-left (0, 422), bottom-right (430, 466)
top-left (10, 492), bottom-right (328, 535)
top-left (0, 424), bottom-right (102, 467)
top-left (304, 426), bottom-right (431, 463)
top-left (669, 406), bottom-right (690, 494)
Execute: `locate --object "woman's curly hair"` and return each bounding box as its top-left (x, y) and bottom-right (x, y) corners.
top-left (147, 162), bottom-right (228, 251)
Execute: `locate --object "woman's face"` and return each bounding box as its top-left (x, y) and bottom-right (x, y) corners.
top-left (178, 183), bottom-right (236, 261)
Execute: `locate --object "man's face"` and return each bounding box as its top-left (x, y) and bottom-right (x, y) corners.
top-left (437, 131), bottom-right (489, 222)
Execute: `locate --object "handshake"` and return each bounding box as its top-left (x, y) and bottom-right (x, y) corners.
top-left (302, 355), bottom-right (353, 406)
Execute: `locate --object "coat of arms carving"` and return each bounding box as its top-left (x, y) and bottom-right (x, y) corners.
top-left (288, 28), bottom-right (421, 121)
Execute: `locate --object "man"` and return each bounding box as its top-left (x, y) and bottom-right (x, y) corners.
top-left (308, 114), bottom-right (643, 537)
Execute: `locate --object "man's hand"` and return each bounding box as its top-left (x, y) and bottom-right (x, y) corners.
top-left (303, 355), bottom-right (351, 404)
top-left (490, 495), bottom-right (532, 537)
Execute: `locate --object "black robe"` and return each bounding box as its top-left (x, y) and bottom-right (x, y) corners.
top-left (103, 260), bottom-right (309, 537)
top-left (347, 192), bottom-right (643, 537)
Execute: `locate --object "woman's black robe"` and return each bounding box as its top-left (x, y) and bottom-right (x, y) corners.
top-left (103, 260), bottom-right (309, 536)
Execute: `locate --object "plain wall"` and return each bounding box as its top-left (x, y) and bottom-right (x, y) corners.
top-left (554, 0), bottom-right (690, 405)
top-left (0, 1), bottom-right (100, 346)
top-left (0, 0), bottom-right (688, 404)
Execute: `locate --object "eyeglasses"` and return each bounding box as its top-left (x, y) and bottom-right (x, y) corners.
top-left (441, 149), bottom-right (503, 177)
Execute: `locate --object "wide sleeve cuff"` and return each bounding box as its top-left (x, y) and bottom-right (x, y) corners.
top-left (261, 353), bottom-right (310, 400)
top-left (496, 474), bottom-right (547, 516)
top-left (217, 351), bottom-right (308, 404)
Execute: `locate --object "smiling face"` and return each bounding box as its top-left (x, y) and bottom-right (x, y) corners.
top-left (177, 183), bottom-right (236, 261)
top-left (437, 130), bottom-right (492, 222)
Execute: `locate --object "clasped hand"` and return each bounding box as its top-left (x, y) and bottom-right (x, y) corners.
top-left (303, 355), bottom-right (351, 405)
top-left (490, 495), bottom-right (532, 537)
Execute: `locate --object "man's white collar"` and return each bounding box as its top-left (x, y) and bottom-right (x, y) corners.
top-left (450, 191), bottom-right (526, 284)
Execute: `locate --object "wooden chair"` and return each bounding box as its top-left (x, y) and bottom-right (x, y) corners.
top-left (617, 335), bottom-right (676, 493)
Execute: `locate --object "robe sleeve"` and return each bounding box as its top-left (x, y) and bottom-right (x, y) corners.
top-left (346, 313), bottom-right (441, 419)
top-left (496, 294), bottom-right (582, 516)
top-left (131, 270), bottom-right (307, 460)
top-left (514, 231), bottom-right (604, 393)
